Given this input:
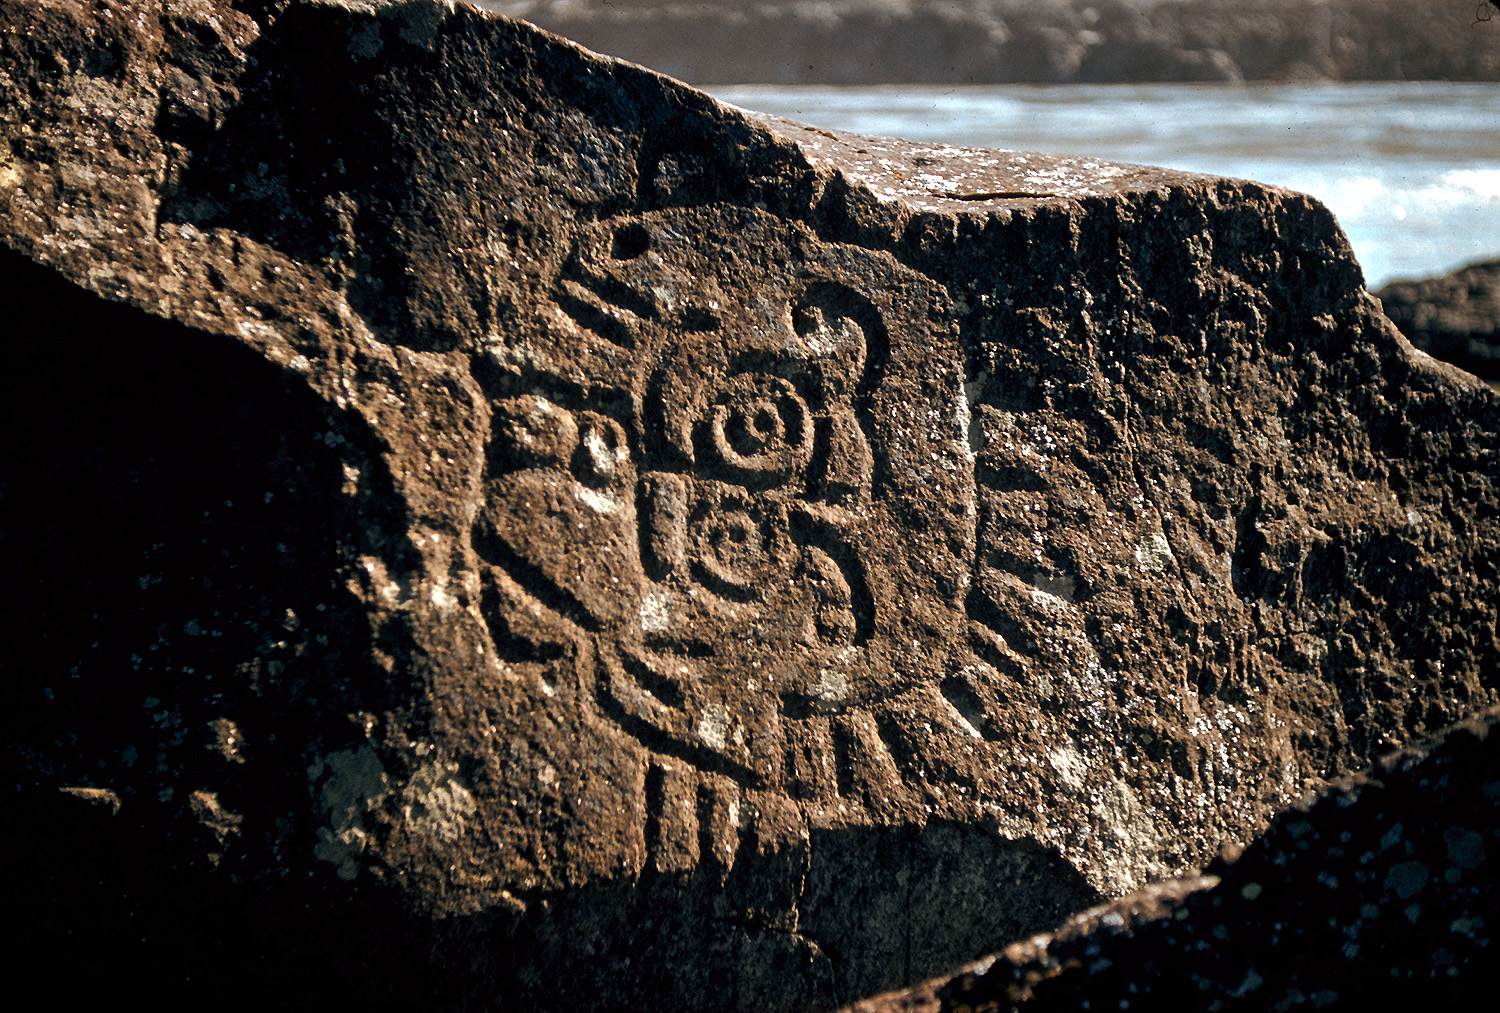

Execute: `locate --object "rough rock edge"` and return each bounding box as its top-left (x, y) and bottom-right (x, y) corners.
top-left (1375, 257), bottom-right (1500, 383)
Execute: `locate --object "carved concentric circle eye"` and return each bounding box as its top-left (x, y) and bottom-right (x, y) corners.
top-left (708, 374), bottom-right (813, 480)
top-left (687, 495), bottom-right (793, 600)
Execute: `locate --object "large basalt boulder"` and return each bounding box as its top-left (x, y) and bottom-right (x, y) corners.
top-left (2, 1), bottom-right (1497, 1009)
top-left (1376, 257), bottom-right (1500, 383)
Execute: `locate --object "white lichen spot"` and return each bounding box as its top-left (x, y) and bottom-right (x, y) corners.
top-left (359, 556), bottom-right (413, 609)
top-left (696, 703), bottom-right (730, 751)
top-left (392, 0), bottom-right (451, 51)
top-left (1048, 744), bottom-right (1088, 789)
top-left (403, 766), bottom-right (477, 843)
top-left (348, 20), bottom-right (382, 59)
top-left (486, 339), bottom-right (553, 375)
top-left (310, 744), bottom-right (390, 880)
top-left (811, 668), bottom-right (850, 705)
top-left (581, 425), bottom-right (623, 479)
top-left (0, 154), bottom-right (22, 191)
top-left (1135, 532), bottom-right (1175, 573)
top-left (640, 592), bottom-right (674, 633)
top-left (429, 575), bottom-right (457, 615)
top-left (799, 306), bottom-right (863, 357)
top-left (575, 485), bottom-right (624, 515)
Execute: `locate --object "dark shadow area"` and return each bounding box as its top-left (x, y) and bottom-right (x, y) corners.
top-left (942, 711), bottom-right (1500, 1010)
top-left (0, 246), bottom-right (427, 1007)
top-left (482, 821), bottom-right (1102, 1013)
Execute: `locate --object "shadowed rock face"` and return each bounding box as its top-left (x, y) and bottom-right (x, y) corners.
top-left (845, 708), bottom-right (1500, 1012)
top-left (2, 1), bottom-right (1498, 1009)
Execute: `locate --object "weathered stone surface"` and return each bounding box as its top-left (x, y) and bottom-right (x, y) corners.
top-left (1376, 257), bottom-right (1500, 383)
top-left (482, 0), bottom-right (1500, 85)
top-left (844, 707), bottom-right (1500, 1012)
top-left (3, 1), bottom-right (1498, 1008)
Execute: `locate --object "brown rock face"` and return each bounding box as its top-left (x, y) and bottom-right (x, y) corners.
top-left (2, 1), bottom-right (1498, 1009)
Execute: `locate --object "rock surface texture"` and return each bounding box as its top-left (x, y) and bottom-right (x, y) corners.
top-left (843, 708), bottom-right (1500, 1012)
top-left (3, 1), bottom-right (1498, 1009)
top-left (481, 0), bottom-right (1500, 85)
top-left (1377, 257), bottom-right (1500, 384)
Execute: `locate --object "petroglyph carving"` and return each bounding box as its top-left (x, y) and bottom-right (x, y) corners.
top-left (473, 207), bottom-right (976, 790)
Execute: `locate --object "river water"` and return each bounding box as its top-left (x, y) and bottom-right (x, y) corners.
top-left (707, 82), bottom-right (1500, 290)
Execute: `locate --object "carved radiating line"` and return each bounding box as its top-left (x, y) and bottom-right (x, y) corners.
top-left (939, 675), bottom-right (990, 741)
top-left (694, 776), bottom-right (743, 872)
top-left (643, 761), bottom-right (667, 861)
top-left (556, 280), bottom-right (637, 349)
top-left (833, 709), bottom-right (906, 808)
top-left (832, 718), bottom-right (860, 798)
top-left (472, 525), bottom-right (604, 633)
top-left (595, 656), bottom-right (767, 789)
top-left (695, 781), bottom-right (717, 870)
top-left (643, 760), bottom-right (698, 874)
top-left (783, 715), bottom-right (835, 801)
top-left (620, 649), bottom-right (685, 709)
top-left (564, 258), bottom-right (658, 322)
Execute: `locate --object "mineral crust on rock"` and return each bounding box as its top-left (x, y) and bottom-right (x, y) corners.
top-left (3, 1), bottom-right (1498, 1009)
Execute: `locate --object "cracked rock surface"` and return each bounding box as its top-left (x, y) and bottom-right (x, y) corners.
top-left (3, 1), bottom-right (1498, 1009)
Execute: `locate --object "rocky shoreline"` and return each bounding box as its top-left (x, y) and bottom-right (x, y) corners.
top-left (1377, 258), bottom-right (1500, 386)
top-left (3, 1), bottom-right (1498, 1009)
top-left (482, 0), bottom-right (1500, 85)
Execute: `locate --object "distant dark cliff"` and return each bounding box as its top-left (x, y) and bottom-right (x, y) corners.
top-left (481, 0), bottom-right (1500, 84)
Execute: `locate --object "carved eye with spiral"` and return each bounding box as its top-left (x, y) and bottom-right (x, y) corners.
top-left (705, 374), bottom-right (814, 483)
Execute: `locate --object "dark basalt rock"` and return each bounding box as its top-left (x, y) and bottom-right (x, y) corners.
top-left (845, 707), bottom-right (1500, 1012)
top-left (2, 1), bottom-right (1498, 1009)
top-left (1376, 257), bottom-right (1500, 383)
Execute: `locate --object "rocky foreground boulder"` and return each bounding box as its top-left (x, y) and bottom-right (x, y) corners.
top-left (846, 707), bottom-right (1500, 1011)
top-left (2, 1), bottom-right (1497, 1009)
top-left (1377, 257), bottom-right (1500, 384)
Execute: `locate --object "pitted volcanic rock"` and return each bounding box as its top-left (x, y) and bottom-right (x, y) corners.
top-left (2, 1), bottom-right (1498, 1009)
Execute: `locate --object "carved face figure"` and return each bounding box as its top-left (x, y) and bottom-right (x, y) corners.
top-left (474, 208), bottom-right (973, 789)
